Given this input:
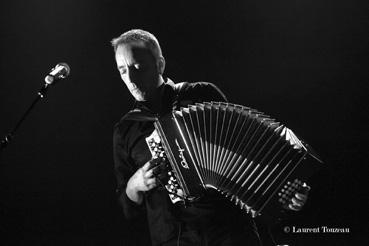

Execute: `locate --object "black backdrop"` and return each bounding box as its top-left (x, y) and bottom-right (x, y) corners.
top-left (0, 0), bottom-right (367, 245)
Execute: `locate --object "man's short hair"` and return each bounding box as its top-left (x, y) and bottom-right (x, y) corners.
top-left (111, 29), bottom-right (163, 60)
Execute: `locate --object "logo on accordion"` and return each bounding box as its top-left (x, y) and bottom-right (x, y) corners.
top-left (175, 138), bottom-right (189, 169)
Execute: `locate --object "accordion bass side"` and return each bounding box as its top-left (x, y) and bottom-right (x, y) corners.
top-left (146, 102), bottom-right (322, 220)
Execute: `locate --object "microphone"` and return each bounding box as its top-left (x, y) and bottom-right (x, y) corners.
top-left (44, 63), bottom-right (70, 85)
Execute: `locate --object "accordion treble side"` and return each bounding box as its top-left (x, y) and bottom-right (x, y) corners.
top-left (146, 102), bottom-right (322, 221)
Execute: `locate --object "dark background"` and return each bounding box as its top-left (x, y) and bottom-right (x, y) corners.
top-left (0, 0), bottom-right (367, 245)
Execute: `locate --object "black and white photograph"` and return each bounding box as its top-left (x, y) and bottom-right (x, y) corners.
top-left (0, 1), bottom-right (367, 245)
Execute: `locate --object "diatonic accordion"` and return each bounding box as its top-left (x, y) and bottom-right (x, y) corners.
top-left (146, 102), bottom-right (322, 220)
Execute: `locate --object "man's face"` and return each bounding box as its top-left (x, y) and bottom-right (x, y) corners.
top-left (115, 42), bottom-right (161, 101)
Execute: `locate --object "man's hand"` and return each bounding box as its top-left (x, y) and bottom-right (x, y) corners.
top-left (126, 161), bottom-right (158, 205)
top-left (287, 183), bottom-right (310, 211)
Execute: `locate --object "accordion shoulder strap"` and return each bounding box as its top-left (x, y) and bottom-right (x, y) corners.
top-left (173, 82), bottom-right (189, 92)
top-left (173, 82), bottom-right (191, 110)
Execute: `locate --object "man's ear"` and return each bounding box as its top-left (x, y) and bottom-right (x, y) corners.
top-left (157, 56), bottom-right (166, 75)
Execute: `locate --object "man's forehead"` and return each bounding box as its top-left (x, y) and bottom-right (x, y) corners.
top-left (115, 41), bottom-right (154, 64)
top-left (116, 41), bottom-right (151, 55)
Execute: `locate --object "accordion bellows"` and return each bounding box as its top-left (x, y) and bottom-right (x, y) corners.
top-left (146, 102), bottom-right (322, 220)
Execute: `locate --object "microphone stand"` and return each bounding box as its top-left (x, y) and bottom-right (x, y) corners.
top-left (0, 83), bottom-right (50, 152)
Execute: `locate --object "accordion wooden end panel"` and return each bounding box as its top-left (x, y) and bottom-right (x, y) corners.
top-left (146, 102), bottom-right (323, 221)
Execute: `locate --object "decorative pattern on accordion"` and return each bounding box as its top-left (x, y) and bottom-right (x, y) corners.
top-left (146, 102), bottom-right (322, 219)
top-left (145, 130), bottom-right (185, 204)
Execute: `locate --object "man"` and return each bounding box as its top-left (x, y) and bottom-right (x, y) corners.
top-left (111, 29), bottom-right (308, 246)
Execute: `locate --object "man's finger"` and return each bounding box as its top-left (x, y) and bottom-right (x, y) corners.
top-left (144, 169), bottom-right (154, 178)
top-left (295, 192), bottom-right (307, 201)
top-left (301, 183), bottom-right (311, 193)
top-left (291, 197), bottom-right (304, 207)
top-left (141, 161), bottom-right (152, 171)
top-left (156, 172), bottom-right (168, 181)
top-left (149, 158), bottom-right (161, 169)
top-left (145, 178), bottom-right (157, 187)
top-left (151, 165), bottom-right (166, 176)
top-left (288, 203), bottom-right (302, 211)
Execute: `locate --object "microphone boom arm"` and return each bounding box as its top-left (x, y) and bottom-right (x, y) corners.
top-left (0, 83), bottom-right (50, 151)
